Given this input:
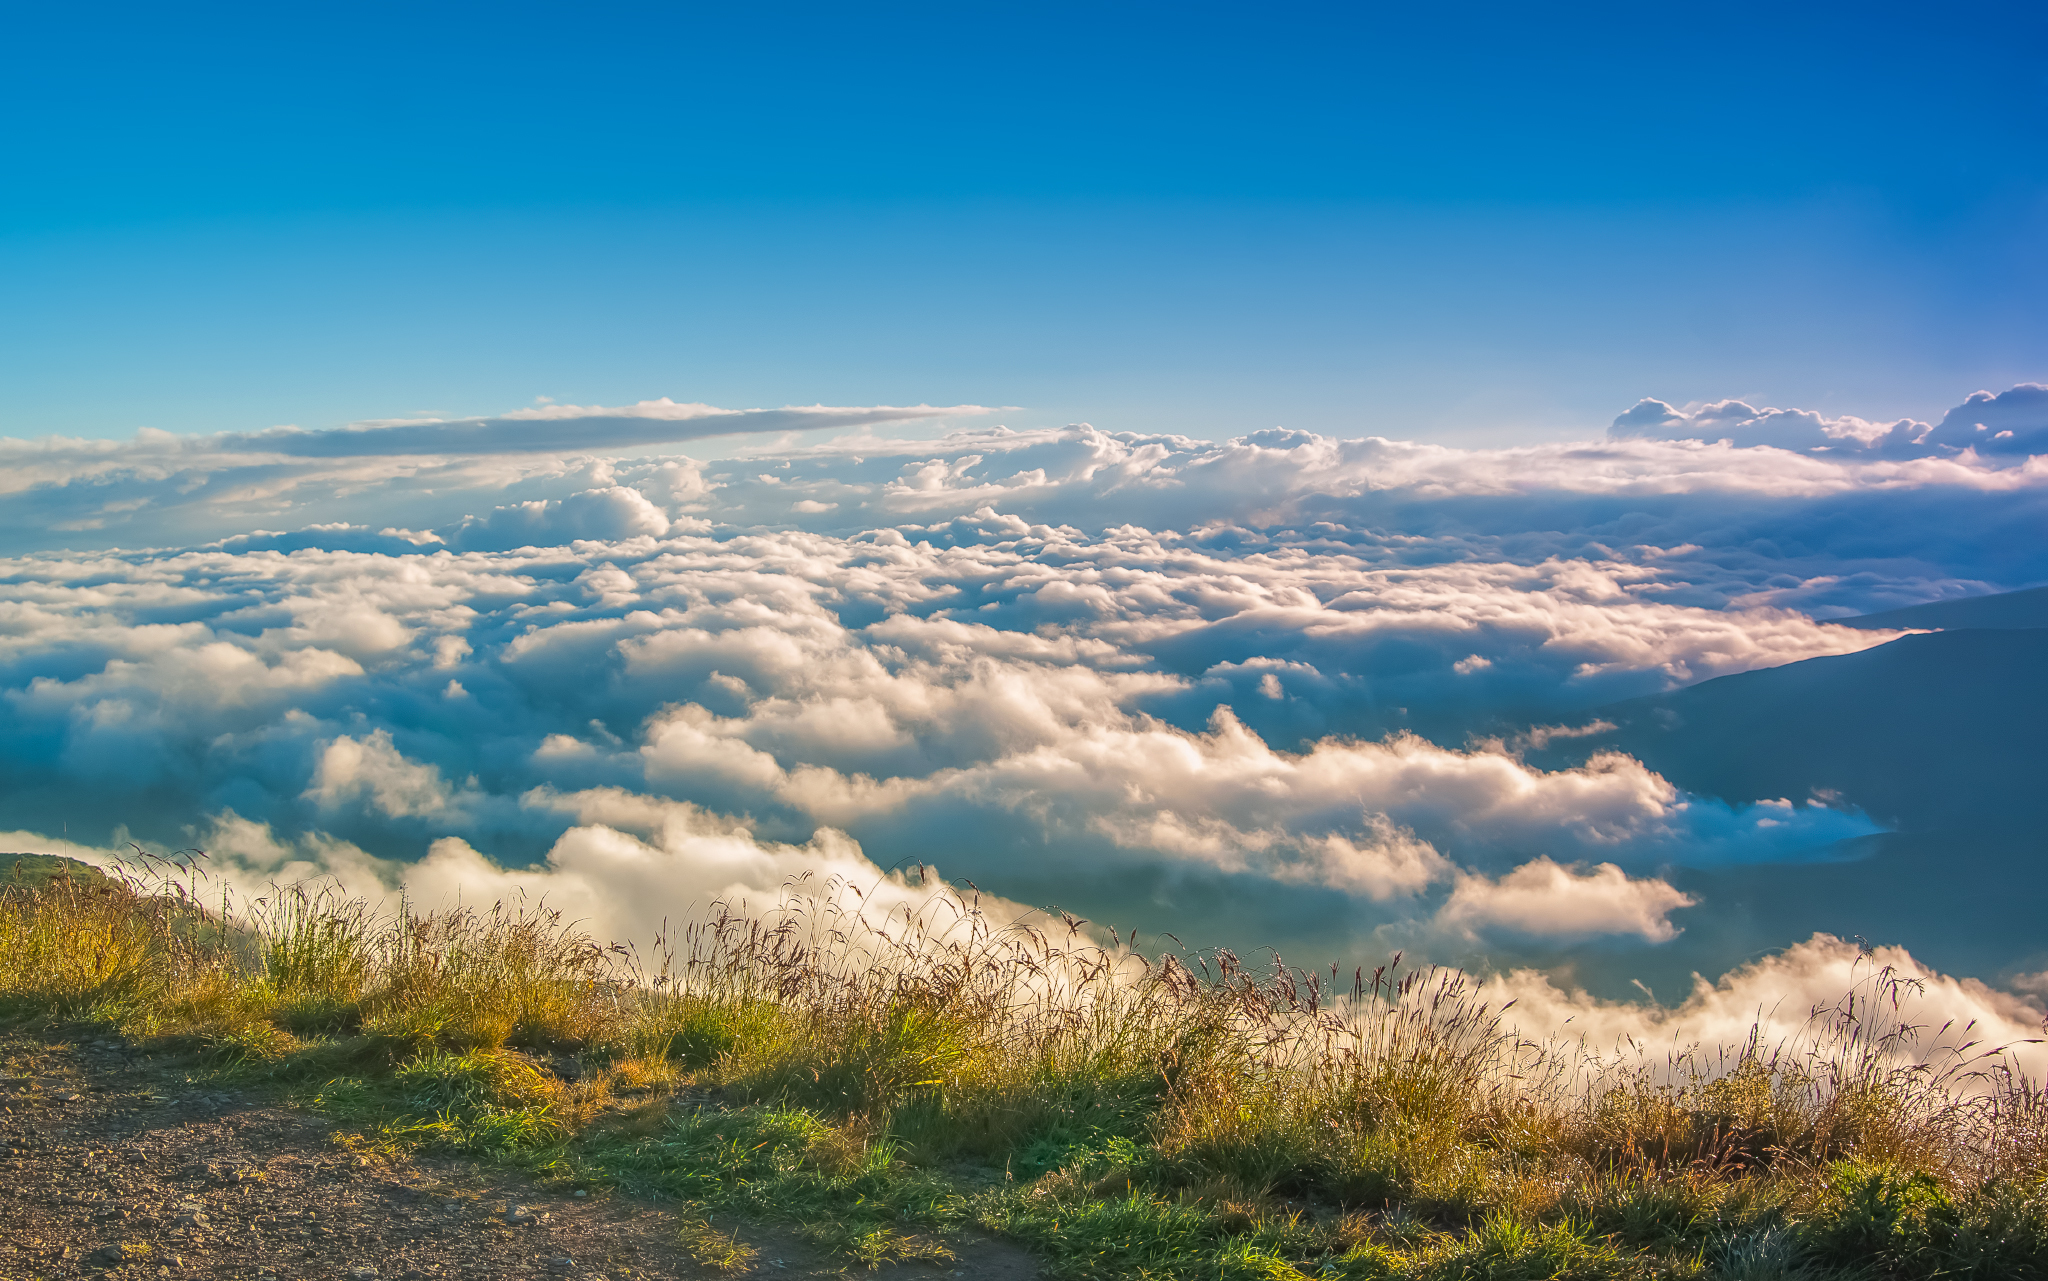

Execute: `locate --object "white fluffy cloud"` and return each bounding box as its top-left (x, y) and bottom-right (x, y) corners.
top-left (1438, 858), bottom-right (1696, 945)
top-left (1609, 383), bottom-right (2048, 462)
top-left (443, 485), bottom-right (676, 550)
top-left (306, 730), bottom-right (467, 819)
top-left (1485, 933), bottom-right (2048, 1081)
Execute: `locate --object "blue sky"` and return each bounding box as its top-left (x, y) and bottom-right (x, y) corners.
top-left (4, 0), bottom-right (2044, 444)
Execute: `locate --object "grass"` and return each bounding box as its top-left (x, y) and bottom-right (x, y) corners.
top-left (5, 854), bottom-right (2047, 1279)
top-left (676, 1213), bottom-right (759, 1272)
top-left (2, 852), bottom-right (109, 892)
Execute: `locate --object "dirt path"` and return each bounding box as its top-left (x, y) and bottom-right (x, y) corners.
top-left (0, 1032), bottom-right (1038, 1281)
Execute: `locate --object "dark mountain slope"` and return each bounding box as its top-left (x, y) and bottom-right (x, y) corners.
top-left (1836, 584), bottom-right (2048, 631)
top-left (1529, 625), bottom-right (2048, 990)
top-left (1584, 628), bottom-right (2048, 832)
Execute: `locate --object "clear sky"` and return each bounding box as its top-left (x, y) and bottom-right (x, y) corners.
top-left (4, 0), bottom-right (2045, 444)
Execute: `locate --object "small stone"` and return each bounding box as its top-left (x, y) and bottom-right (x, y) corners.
top-left (572, 1190), bottom-right (587, 1198)
top-left (549, 1055), bottom-right (585, 1081)
top-left (348, 1267), bottom-right (381, 1281)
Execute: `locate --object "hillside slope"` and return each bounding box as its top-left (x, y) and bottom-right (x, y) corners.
top-left (1835, 585), bottom-right (2048, 632)
top-left (1538, 621), bottom-right (2048, 987)
top-left (1587, 627), bottom-right (2048, 832)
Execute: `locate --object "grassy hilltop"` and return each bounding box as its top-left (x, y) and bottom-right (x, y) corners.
top-left (3, 853), bottom-right (109, 890)
top-left (3, 856), bottom-right (2045, 1280)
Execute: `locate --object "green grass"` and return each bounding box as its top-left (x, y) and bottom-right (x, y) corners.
top-left (4, 859), bottom-right (2047, 1278)
top-left (675, 1213), bottom-right (759, 1272)
top-left (2, 853), bottom-right (109, 892)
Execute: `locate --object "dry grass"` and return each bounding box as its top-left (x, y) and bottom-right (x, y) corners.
top-left (5, 854), bottom-right (2047, 1278)
top-left (675, 1214), bottom-right (759, 1272)
top-left (0, 857), bottom-right (227, 1024)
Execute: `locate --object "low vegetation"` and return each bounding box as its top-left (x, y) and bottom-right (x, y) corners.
top-left (5, 852), bottom-right (2046, 1279)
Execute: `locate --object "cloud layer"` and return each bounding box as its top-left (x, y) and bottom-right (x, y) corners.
top-left (0, 401), bottom-right (991, 548)
top-left (3, 384), bottom-right (2046, 1033)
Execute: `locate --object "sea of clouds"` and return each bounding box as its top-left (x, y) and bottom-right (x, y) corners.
top-left (5, 385), bottom-right (2048, 1061)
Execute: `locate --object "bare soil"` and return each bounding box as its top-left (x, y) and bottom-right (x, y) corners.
top-left (0, 1032), bottom-right (1038, 1281)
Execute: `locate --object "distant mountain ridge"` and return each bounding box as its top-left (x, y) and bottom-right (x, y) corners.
top-left (1588, 627), bottom-right (2048, 832)
top-left (1537, 585), bottom-right (2048, 987)
top-left (1835, 584), bottom-right (2048, 631)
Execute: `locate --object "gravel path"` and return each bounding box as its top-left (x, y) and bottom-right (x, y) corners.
top-left (0, 1032), bottom-right (1037, 1281)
